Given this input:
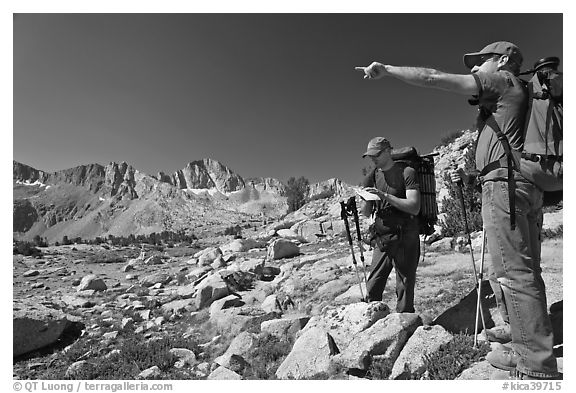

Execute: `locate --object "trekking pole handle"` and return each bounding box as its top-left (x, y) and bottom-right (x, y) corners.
top-left (340, 201), bottom-right (358, 265)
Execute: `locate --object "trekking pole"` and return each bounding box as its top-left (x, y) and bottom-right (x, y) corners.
top-left (347, 197), bottom-right (370, 286)
top-left (474, 227), bottom-right (487, 348)
top-left (340, 200), bottom-right (365, 301)
top-left (452, 162), bottom-right (488, 337)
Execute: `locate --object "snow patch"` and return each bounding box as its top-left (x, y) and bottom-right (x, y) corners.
top-left (188, 188), bottom-right (227, 197)
top-left (16, 179), bottom-right (47, 187)
top-left (99, 197), bottom-right (106, 201)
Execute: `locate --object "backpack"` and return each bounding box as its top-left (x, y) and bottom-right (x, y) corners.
top-left (378, 146), bottom-right (439, 236)
top-left (519, 57), bottom-right (563, 203)
top-left (478, 57), bottom-right (563, 228)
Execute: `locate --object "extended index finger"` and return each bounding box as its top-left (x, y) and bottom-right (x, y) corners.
top-left (354, 66), bottom-right (367, 72)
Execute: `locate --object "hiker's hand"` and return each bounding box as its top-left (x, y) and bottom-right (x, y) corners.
top-left (364, 187), bottom-right (388, 200)
top-left (450, 168), bottom-right (467, 184)
top-left (355, 62), bottom-right (388, 80)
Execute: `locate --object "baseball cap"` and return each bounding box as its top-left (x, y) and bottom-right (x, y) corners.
top-left (362, 137), bottom-right (392, 158)
top-left (463, 41), bottom-right (523, 70)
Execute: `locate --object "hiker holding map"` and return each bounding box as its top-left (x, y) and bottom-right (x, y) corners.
top-left (359, 137), bottom-right (421, 313)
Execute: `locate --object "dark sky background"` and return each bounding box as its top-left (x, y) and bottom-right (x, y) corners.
top-left (13, 13), bottom-right (563, 186)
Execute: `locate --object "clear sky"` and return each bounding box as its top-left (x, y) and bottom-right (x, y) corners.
top-left (13, 13), bottom-right (562, 185)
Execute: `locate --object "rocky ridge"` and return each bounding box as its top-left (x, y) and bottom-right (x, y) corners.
top-left (13, 158), bottom-right (357, 243)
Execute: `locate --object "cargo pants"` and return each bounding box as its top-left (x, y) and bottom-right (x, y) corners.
top-left (366, 219), bottom-right (420, 313)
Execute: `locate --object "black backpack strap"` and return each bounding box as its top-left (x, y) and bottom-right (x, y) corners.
top-left (482, 116), bottom-right (518, 230)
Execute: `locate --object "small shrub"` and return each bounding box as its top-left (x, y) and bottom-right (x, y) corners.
top-left (437, 130), bottom-right (464, 148)
top-left (422, 333), bottom-right (490, 380)
top-left (13, 241), bottom-right (42, 257)
top-left (242, 333), bottom-right (294, 380)
top-left (223, 225), bottom-right (242, 238)
top-left (85, 252), bottom-right (125, 264)
top-left (366, 357), bottom-right (395, 379)
top-left (33, 235), bottom-right (48, 247)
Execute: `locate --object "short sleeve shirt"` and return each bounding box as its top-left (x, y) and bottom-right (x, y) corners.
top-left (362, 163), bottom-right (419, 215)
top-left (472, 70), bottom-right (527, 176)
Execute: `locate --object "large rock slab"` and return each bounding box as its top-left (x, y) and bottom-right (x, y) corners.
top-left (260, 294), bottom-right (283, 313)
top-left (207, 366), bottom-right (242, 380)
top-left (61, 295), bottom-right (97, 309)
top-left (77, 274), bottom-right (107, 292)
top-left (276, 229), bottom-right (307, 243)
top-left (290, 220), bottom-right (324, 242)
top-left (300, 301), bottom-right (390, 350)
top-left (456, 360), bottom-right (496, 380)
top-left (160, 298), bottom-right (196, 314)
top-left (196, 247), bottom-right (223, 266)
top-left (433, 280), bottom-right (501, 334)
top-left (332, 312), bottom-right (422, 370)
top-left (220, 239), bottom-right (265, 254)
top-left (139, 272), bottom-right (172, 288)
top-left (210, 306), bottom-right (279, 335)
top-left (389, 324), bottom-right (453, 379)
top-left (275, 326), bottom-right (333, 379)
top-left (194, 273), bottom-right (230, 310)
top-left (13, 299), bottom-right (69, 357)
top-left (214, 331), bottom-right (258, 368)
top-left (334, 282), bottom-right (368, 304)
top-left (143, 255), bottom-right (163, 265)
top-left (427, 237), bottom-right (453, 253)
top-left (209, 295), bottom-right (244, 319)
top-left (267, 239), bottom-right (300, 260)
top-left (260, 316), bottom-right (310, 341)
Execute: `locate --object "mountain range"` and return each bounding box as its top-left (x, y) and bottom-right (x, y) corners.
top-left (13, 158), bottom-right (352, 243)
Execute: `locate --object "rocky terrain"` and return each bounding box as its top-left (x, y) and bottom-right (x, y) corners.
top-left (12, 215), bottom-right (563, 380)
top-left (13, 130), bottom-right (563, 380)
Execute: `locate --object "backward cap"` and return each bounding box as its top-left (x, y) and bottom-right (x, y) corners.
top-left (362, 137), bottom-right (392, 157)
top-left (463, 41), bottom-right (523, 70)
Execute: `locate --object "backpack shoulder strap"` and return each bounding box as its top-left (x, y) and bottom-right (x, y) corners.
top-left (481, 116), bottom-right (518, 230)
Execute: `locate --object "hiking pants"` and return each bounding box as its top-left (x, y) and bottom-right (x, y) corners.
top-left (482, 179), bottom-right (558, 378)
top-left (366, 224), bottom-right (420, 313)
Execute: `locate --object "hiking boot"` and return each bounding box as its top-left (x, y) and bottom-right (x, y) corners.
top-left (484, 324), bottom-right (512, 344)
top-left (490, 369), bottom-right (562, 380)
top-left (486, 346), bottom-right (519, 371)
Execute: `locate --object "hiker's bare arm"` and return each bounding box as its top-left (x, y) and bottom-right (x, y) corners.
top-left (364, 188), bottom-right (421, 216)
top-left (355, 63), bottom-right (478, 96)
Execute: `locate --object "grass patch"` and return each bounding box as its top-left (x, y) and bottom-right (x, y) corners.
top-left (242, 332), bottom-right (294, 380)
top-left (17, 327), bottom-right (202, 380)
top-left (366, 357), bottom-right (395, 379)
top-left (422, 333), bottom-right (490, 380)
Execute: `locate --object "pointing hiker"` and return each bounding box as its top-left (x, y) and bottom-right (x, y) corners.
top-left (360, 137), bottom-right (421, 313)
top-left (356, 42), bottom-right (558, 380)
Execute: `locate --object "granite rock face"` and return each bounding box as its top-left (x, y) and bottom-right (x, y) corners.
top-left (13, 299), bottom-right (70, 357)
